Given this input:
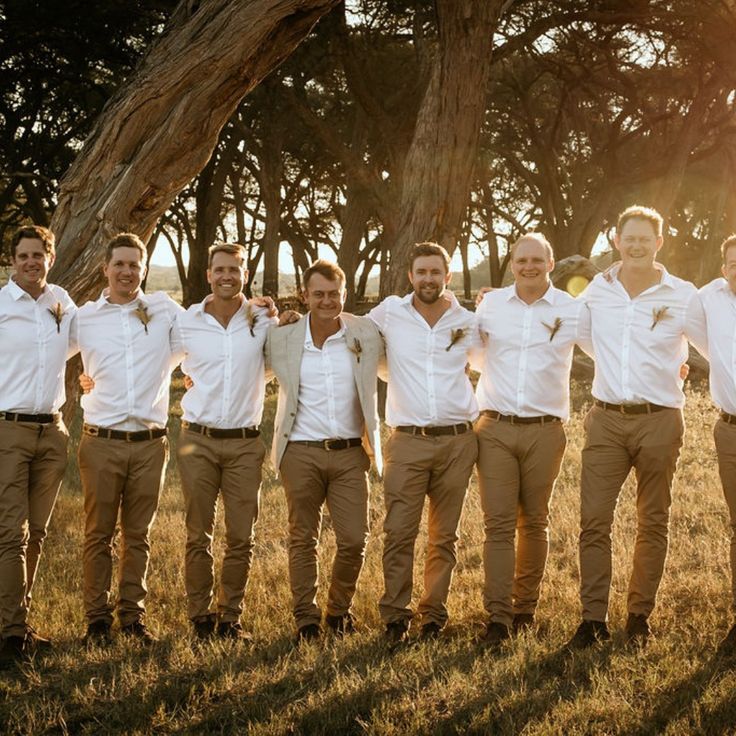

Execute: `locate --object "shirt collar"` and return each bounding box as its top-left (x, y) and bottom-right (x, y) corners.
top-left (304, 313), bottom-right (346, 347)
top-left (96, 287), bottom-right (145, 310)
top-left (401, 289), bottom-right (462, 312)
top-left (507, 282), bottom-right (556, 305)
top-left (609, 262), bottom-right (675, 291)
top-left (192, 293), bottom-right (246, 317)
top-left (7, 277), bottom-right (49, 302)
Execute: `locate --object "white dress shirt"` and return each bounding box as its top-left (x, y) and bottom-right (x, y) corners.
top-left (289, 315), bottom-right (364, 440)
top-left (74, 290), bottom-right (183, 430)
top-left (475, 284), bottom-right (584, 420)
top-left (173, 297), bottom-right (275, 428)
top-left (0, 279), bottom-right (76, 414)
top-left (696, 278), bottom-right (736, 414)
top-left (580, 264), bottom-right (700, 408)
top-left (368, 292), bottom-right (479, 426)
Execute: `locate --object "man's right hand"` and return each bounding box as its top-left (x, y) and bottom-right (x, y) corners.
top-left (475, 287), bottom-right (492, 306)
top-left (278, 310), bottom-right (302, 326)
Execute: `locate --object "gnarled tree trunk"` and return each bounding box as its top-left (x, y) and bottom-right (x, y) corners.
top-left (49, 0), bottom-right (339, 304)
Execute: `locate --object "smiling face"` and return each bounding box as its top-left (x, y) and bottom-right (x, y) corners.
top-left (510, 237), bottom-right (554, 291)
top-left (103, 245), bottom-right (147, 304)
top-left (408, 254), bottom-right (451, 305)
top-left (207, 251), bottom-right (246, 300)
top-left (614, 217), bottom-right (663, 268)
top-left (302, 272), bottom-right (345, 321)
top-left (12, 237), bottom-right (54, 296)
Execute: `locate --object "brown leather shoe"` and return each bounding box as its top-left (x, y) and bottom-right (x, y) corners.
top-left (83, 620), bottom-right (114, 647)
top-left (295, 623), bottom-right (321, 644)
top-left (481, 622), bottom-right (510, 648)
top-left (121, 621), bottom-right (157, 645)
top-left (384, 620), bottom-right (410, 645)
top-left (217, 620), bottom-right (253, 643)
top-left (325, 613), bottom-right (356, 637)
top-left (625, 613), bottom-right (650, 648)
top-left (512, 613), bottom-right (535, 635)
top-left (566, 620), bottom-right (610, 650)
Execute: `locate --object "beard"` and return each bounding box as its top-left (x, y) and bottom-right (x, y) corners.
top-left (414, 284), bottom-right (443, 304)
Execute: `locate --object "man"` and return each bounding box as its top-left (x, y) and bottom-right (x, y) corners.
top-left (569, 205), bottom-right (703, 648)
top-left (0, 225), bottom-right (75, 666)
top-left (74, 233), bottom-right (183, 645)
top-left (266, 260), bottom-right (383, 643)
top-left (473, 233), bottom-right (585, 646)
top-left (173, 243), bottom-right (275, 642)
top-left (691, 234), bottom-right (736, 654)
top-left (369, 242), bottom-right (478, 642)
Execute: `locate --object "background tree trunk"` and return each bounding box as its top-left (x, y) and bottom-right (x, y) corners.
top-left (382, 0), bottom-right (503, 296)
top-left (49, 0), bottom-right (339, 304)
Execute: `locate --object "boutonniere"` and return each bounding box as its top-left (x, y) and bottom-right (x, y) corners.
top-left (650, 306), bottom-right (670, 330)
top-left (348, 337), bottom-right (362, 363)
top-left (446, 328), bottom-right (467, 351)
top-left (246, 303), bottom-right (258, 337)
top-left (47, 302), bottom-right (65, 333)
top-left (134, 301), bottom-right (152, 334)
top-left (542, 317), bottom-right (563, 342)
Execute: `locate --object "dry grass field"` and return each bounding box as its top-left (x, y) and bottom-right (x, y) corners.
top-left (2, 380), bottom-right (736, 735)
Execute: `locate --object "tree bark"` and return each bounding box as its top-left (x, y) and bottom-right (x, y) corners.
top-left (49, 0), bottom-right (339, 303)
top-left (383, 0), bottom-right (503, 296)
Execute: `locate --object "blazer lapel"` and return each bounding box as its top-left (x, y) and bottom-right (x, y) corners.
top-left (286, 317), bottom-right (308, 389)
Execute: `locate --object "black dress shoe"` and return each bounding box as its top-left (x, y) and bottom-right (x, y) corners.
top-left (625, 613), bottom-right (650, 647)
top-left (481, 622), bottom-right (510, 648)
top-left (192, 614), bottom-right (217, 640)
top-left (512, 613), bottom-right (534, 634)
top-left (385, 620), bottom-right (410, 645)
top-left (566, 620), bottom-right (610, 650)
top-left (717, 623), bottom-right (736, 656)
top-left (121, 621), bottom-right (157, 645)
top-left (295, 623), bottom-right (321, 644)
top-left (419, 622), bottom-right (443, 640)
top-left (83, 620), bottom-right (113, 647)
top-left (325, 613), bottom-right (356, 637)
top-left (0, 635), bottom-right (27, 668)
top-left (217, 620), bottom-right (253, 643)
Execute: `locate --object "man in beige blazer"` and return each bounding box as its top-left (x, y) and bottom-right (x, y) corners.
top-left (266, 260), bottom-right (383, 643)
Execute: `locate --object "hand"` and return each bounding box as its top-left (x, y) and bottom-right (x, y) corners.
top-left (679, 363), bottom-right (689, 380)
top-left (278, 309), bottom-right (302, 326)
top-left (475, 287), bottom-right (492, 306)
top-left (184, 374), bottom-right (194, 390)
top-left (79, 373), bottom-right (95, 394)
top-left (250, 296), bottom-right (278, 318)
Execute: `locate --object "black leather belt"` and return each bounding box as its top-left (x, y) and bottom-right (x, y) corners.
top-left (1, 411), bottom-right (61, 424)
top-left (395, 422), bottom-right (472, 436)
top-left (594, 400), bottom-right (669, 415)
top-left (289, 438), bottom-right (362, 450)
top-left (721, 411), bottom-right (736, 425)
top-left (182, 421), bottom-right (260, 439)
top-left (481, 410), bottom-right (560, 425)
top-left (83, 424), bottom-right (167, 442)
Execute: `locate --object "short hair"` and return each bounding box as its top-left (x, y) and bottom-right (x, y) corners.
top-left (511, 232), bottom-right (554, 261)
top-left (617, 205), bottom-right (664, 238)
top-left (208, 242), bottom-right (246, 268)
top-left (302, 259), bottom-right (346, 289)
top-left (407, 242), bottom-right (451, 273)
top-left (10, 225), bottom-right (55, 259)
top-left (105, 232), bottom-right (147, 264)
top-left (721, 234), bottom-right (736, 263)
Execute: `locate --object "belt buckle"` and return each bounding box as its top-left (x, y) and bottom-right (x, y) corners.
top-left (509, 415), bottom-right (516, 426)
top-left (205, 426), bottom-right (214, 438)
top-left (125, 431), bottom-right (133, 442)
top-left (420, 426), bottom-right (430, 437)
top-left (86, 425), bottom-right (100, 437)
top-left (324, 438), bottom-right (339, 451)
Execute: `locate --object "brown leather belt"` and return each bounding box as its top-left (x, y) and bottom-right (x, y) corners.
top-left (83, 424), bottom-right (167, 442)
top-left (182, 421), bottom-right (260, 439)
top-left (721, 411), bottom-right (736, 425)
top-left (1, 411), bottom-right (61, 424)
top-left (594, 400), bottom-right (669, 415)
top-left (481, 410), bottom-right (560, 425)
top-left (395, 422), bottom-right (472, 436)
top-left (289, 438), bottom-right (362, 450)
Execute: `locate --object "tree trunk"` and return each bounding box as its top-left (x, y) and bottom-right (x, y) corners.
top-left (382, 0), bottom-right (502, 296)
top-left (336, 182), bottom-right (370, 312)
top-left (49, 0), bottom-right (339, 304)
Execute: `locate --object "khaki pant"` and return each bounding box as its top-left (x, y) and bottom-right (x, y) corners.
top-left (579, 406), bottom-right (683, 622)
top-left (476, 416), bottom-right (566, 627)
top-left (379, 430), bottom-right (477, 627)
top-left (177, 430), bottom-right (265, 623)
top-left (715, 418), bottom-right (736, 610)
top-left (79, 433), bottom-right (168, 626)
top-left (279, 443), bottom-right (370, 629)
top-left (0, 419), bottom-right (67, 637)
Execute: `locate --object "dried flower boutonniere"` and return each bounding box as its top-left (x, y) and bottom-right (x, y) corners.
top-left (246, 304), bottom-right (258, 337)
top-left (542, 317), bottom-right (563, 342)
top-left (446, 327), bottom-right (467, 351)
top-left (650, 306), bottom-right (670, 330)
top-left (134, 301), bottom-right (152, 334)
top-left (47, 302), bottom-right (65, 333)
top-left (348, 337), bottom-right (362, 363)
